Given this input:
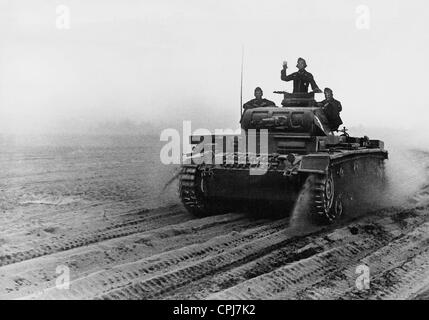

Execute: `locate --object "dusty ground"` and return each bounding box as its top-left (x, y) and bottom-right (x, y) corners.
top-left (1, 137), bottom-right (429, 300)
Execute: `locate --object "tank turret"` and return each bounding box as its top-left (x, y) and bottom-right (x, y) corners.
top-left (241, 91), bottom-right (329, 136)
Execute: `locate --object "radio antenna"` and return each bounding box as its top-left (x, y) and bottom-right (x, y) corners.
top-left (240, 45), bottom-right (244, 120)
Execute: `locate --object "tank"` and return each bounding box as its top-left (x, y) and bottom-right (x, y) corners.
top-left (179, 92), bottom-right (388, 223)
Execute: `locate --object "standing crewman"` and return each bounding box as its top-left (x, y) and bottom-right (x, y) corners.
top-left (318, 87), bottom-right (343, 131)
top-left (281, 58), bottom-right (322, 94)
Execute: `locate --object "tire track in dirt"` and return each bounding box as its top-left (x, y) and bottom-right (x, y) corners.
top-left (17, 205), bottom-right (429, 300)
top-left (20, 218), bottom-right (293, 299)
top-left (0, 212), bottom-right (262, 299)
top-left (94, 225), bottom-right (325, 300)
top-left (163, 220), bottom-right (395, 299)
top-left (0, 199), bottom-right (178, 237)
top-left (206, 237), bottom-right (381, 299)
top-left (206, 207), bottom-right (429, 300)
top-left (334, 222), bottom-right (429, 300)
top-left (165, 236), bottom-right (323, 299)
top-left (5, 205), bottom-right (429, 300)
top-left (0, 206), bottom-right (190, 267)
top-left (293, 220), bottom-right (429, 300)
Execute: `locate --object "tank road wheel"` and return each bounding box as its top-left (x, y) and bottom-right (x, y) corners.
top-left (310, 170), bottom-right (343, 224)
top-left (179, 164), bottom-right (227, 217)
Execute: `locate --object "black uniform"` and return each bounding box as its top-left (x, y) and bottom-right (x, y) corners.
top-left (243, 98), bottom-right (276, 110)
top-left (319, 98), bottom-right (343, 131)
top-left (281, 69), bottom-right (321, 93)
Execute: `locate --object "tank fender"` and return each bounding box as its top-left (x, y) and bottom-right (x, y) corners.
top-left (298, 155), bottom-right (330, 174)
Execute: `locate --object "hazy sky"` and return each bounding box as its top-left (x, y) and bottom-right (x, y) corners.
top-left (1, 0), bottom-right (428, 134)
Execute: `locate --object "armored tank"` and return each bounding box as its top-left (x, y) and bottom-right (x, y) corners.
top-left (179, 92), bottom-right (388, 223)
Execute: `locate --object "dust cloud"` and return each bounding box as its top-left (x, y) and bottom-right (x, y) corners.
top-left (288, 175), bottom-right (315, 230)
top-left (353, 127), bottom-right (429, 208)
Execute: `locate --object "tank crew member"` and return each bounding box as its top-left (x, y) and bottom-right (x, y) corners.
top-left (318, 87), bottom-right (343, 131)
top-left (281, 58), bottom-right (322, 94)
top-left (243, 87), bottom-right (276, 110)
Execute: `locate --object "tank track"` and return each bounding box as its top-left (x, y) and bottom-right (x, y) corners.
top-left (179, 164), bottom-right (205, 216)
top-left (310, 172), bottom-right (341, 223)
top-left (179, 164), bottom-right (227, 217)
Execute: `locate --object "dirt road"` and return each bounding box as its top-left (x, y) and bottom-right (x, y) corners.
top-left (1, 141), bottom-right (429, 300)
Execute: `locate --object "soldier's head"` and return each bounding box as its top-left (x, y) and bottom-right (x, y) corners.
top-left (296, 57), bottom-right (307, 70)
top-left (324, 88), bottom-right (333, 100)
top-left (254, 87), bottom-right (263, 99)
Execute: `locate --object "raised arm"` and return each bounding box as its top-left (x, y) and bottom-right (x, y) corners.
top-left (281, 69), bottom-right (295, 82)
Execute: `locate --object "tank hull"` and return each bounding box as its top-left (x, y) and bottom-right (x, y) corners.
top-left (179, 148), bottom-right (388, 223)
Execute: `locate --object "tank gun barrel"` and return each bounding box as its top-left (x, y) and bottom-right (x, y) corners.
top-left (273, 91), bottom-right (289, 95)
